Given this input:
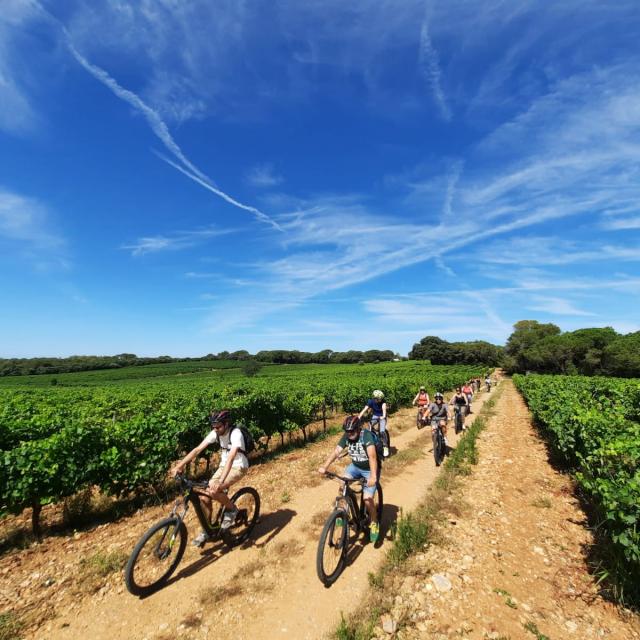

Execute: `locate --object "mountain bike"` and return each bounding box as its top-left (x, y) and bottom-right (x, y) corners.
top-left (316, 471), bottom-right (383, 587)
top-left (124, 474), bottom-right (260, 596)
top-left (431, 419), bottom-right (446, 466)
top-left (370, 415), bottom-right (391, 457)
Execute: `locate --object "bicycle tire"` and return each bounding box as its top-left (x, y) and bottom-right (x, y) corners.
top-left (455, 409), bottom-right (463, 434)
top-left (124, 516), bottom-right (187, 596)
top-left (432, 429), bottom-right (445, 466)
top-left (221, 486), bottom-right (260, 548)
top-left (316, 509), bottom-right (349, 586)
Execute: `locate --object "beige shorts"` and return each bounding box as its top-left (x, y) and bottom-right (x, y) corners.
top-left (210, 466), bottom-right (246, 489)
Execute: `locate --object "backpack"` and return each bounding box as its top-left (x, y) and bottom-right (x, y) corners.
top-left (223, 425), bottom-right (256, 456)
top-left (363, 428), bottom-right (384, 463)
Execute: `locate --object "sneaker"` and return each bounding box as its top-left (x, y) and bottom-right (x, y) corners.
top-left (335, 517), bottom-right (344, 528)
top-left (383, 446), bottom-right (390, 458)
top-left (220, 507), bottom-right (239, 530)
top-left (192, 531), bottom-right (210, 547)
top-left (369, 522), bottom-right (380, 543)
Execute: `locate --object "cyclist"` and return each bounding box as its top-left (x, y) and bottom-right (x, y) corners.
top-left (170, 409), bottom-right (249, 546)
top-left (428, 392), bottom-right (450, 449)
top-left (462, 381), bottom-right (473, 413)
top-left (412, 385), bottom-right (430, 426)
top-left (485, 375), bottom-right (492, 391)
top-left (449, 387), bottom-right (469, 431)
top-left (358, 389), bottom-right (389, 457)
top-left (318, 415), bottom-right (381, 543)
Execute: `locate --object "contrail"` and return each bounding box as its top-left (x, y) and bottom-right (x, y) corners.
top-left (157, 153), bottom-right (283, 231)
top-left (419, 19), bottom-right (451, 122)
top-left (32, 1), bottom-right (281, 230)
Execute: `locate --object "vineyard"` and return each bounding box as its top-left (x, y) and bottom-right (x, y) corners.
top-left (0, 361), bottom-right (484, 537)
top-left (513, 374), bottom-right (640, 602)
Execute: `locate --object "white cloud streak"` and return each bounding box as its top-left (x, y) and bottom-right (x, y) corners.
top-left (122, 226), bottom-right (235, 257)
top-left (418, 17), bottom-right (451, 121)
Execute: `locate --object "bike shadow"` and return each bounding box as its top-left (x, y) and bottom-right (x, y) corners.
top-left (157, 508), bottom-right (297, 596)
top-left (379, 503), bottom-right (400, 549)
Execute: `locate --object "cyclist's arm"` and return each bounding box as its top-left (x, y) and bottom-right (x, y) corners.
top-left (412, 393), bottom-right (420, 405)
top-left (170, 437), bottom-right (210, 477)
top-left (366, 443), bottom-right (378, 487)
top-left (357, 405), bottom-right (370, 420)
top-left (318, 445), bottom-right (344, 474)
top-left (382, 402), bottom-right (387, 419)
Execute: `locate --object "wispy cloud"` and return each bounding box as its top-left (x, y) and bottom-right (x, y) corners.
top-left (526, 295), bottom-right (595, 317)
top-left (418, 17), bottom-right (451, 121)
top-left (245, 163), bottom-right (284, 188)
top-left (123, 226), bottom-right (234, 257)
top-left (601, 216), bottom-right (640, 231)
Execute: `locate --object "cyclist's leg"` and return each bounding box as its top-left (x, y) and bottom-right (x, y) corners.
top-left (361, 470), bottom-right (378, 524)
top-left (208, 467), bottom-right (246, 512)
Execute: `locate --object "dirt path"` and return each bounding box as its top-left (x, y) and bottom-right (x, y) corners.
top-left (393, 380), bottom-right (640, 640)
top-left (7, 389), bottom-right (491, 640)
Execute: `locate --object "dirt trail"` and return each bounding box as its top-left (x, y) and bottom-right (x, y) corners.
top-left (18, 390), bottom-right (491, 640)
top-left (395, 380), bottom-right (640, 640)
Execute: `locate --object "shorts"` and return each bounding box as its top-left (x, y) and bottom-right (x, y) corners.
top-left (344, 463), bottom-right (380, 498)
top-left (431, 418), bottom-right (447, 430)
top-left (370, 416), bottom-right (387, 433)
top-left (210, 466), bottom-right (246, 489)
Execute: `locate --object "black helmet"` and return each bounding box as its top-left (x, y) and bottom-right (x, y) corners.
top-left (209, 409), bottom-right (231, 425)
top-left (342, 415), bottom-right (361, 433)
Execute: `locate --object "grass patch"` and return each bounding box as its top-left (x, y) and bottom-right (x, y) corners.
top-left (76, 549), bottom-right (127, 593)
top-left (523, 621), bottom-right (550, 640)
top-left (0, 612), bottom-right (22, 640)
top-left (531, 497), bottom-right (552, 509)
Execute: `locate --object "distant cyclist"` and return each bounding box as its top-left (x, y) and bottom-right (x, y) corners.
top-left (358, 390), bottom-right (389, 457)
top-left (428, 392), bottom-right (450, 448)
top-left (485, 375), bottom-right (492, 392)
top-left (318, 415), bottom-right (381, 543)
top-left (170, 410), bottom-right (249, 547)
top-left (462, 381), bottom-right (473, 413)
top-left (412, 386), bottom-right (430, 427)
top-left (449, 387), bottom-right (469, 432)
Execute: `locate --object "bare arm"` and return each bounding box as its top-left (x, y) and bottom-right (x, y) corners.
top-left (366, 444), bottom-right (378, 487)
top-left (318, 445), bottom-right (344, 474)
top-left (170, 438), bottom-right (210, 477)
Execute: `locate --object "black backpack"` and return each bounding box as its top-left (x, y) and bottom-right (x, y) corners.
top-left (363, 428), bottom-right (384, 463)
top-left (223, 425), bottom-right (256, 456)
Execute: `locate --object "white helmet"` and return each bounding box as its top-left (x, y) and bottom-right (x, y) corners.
top-left (372, 389), bottom-right (384, 400)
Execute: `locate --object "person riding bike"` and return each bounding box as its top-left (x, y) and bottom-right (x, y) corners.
top-left (412, 386), bottom-right (430, 426)
top-left (485, 375), bottom-right (492, 391)
top-left (318, 415), bottom-right (381, 543)
top-left (462, 382), bottom-right (473, 413)
top-left (428, 392), bottom-right (450, 448)
top-left (449, 387), bottom-right (469, 431)
top-left (170, 409), bottom-right (249, 547)
top-left (358, 390), bottom-right (389, 457)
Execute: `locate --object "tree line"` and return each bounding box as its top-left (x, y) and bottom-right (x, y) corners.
top-left (0, 349), bottom-right (399, 377)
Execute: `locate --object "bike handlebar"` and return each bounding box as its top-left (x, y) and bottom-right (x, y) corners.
top-left (174, 473), bottom-right (210, 490)
top-left (322, 471), bottom-right (365, 485)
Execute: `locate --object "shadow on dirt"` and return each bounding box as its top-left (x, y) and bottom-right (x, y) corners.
top-left (156, 508), bottom-right (297, 596)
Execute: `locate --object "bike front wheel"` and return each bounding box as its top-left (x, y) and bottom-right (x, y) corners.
top-left (221, 486), bottom-right (261, 548)
top-left (316, 509), bottom-right (348, 586)
top-left (124, 516), bottom-right (187, 596)
top-left (432, 430), bottom-right (445, 466)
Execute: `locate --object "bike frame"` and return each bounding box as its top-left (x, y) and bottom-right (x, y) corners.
top-left (172, 478), bottom-right (223, 539)
top-left (327, 473), bottom-right (370, 533)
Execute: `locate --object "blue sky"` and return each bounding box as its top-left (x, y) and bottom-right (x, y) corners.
top-left (1, 0), bottom-right (640, 358)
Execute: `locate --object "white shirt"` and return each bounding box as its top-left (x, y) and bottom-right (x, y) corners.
top-left (203, 427), bottom-right (249, 470)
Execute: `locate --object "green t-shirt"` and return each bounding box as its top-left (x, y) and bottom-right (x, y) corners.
top-left (337, 430), bottom-right (376, 470)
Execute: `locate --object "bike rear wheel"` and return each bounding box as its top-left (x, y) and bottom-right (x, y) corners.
top-left (124, 516), bottom-right (187, 596)
top-left (316, 509), bottom-right (348, 586)
top-left (221, 487), bottom-right (261, 548)
top-left (455, 409), bottom-right (463, 434)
